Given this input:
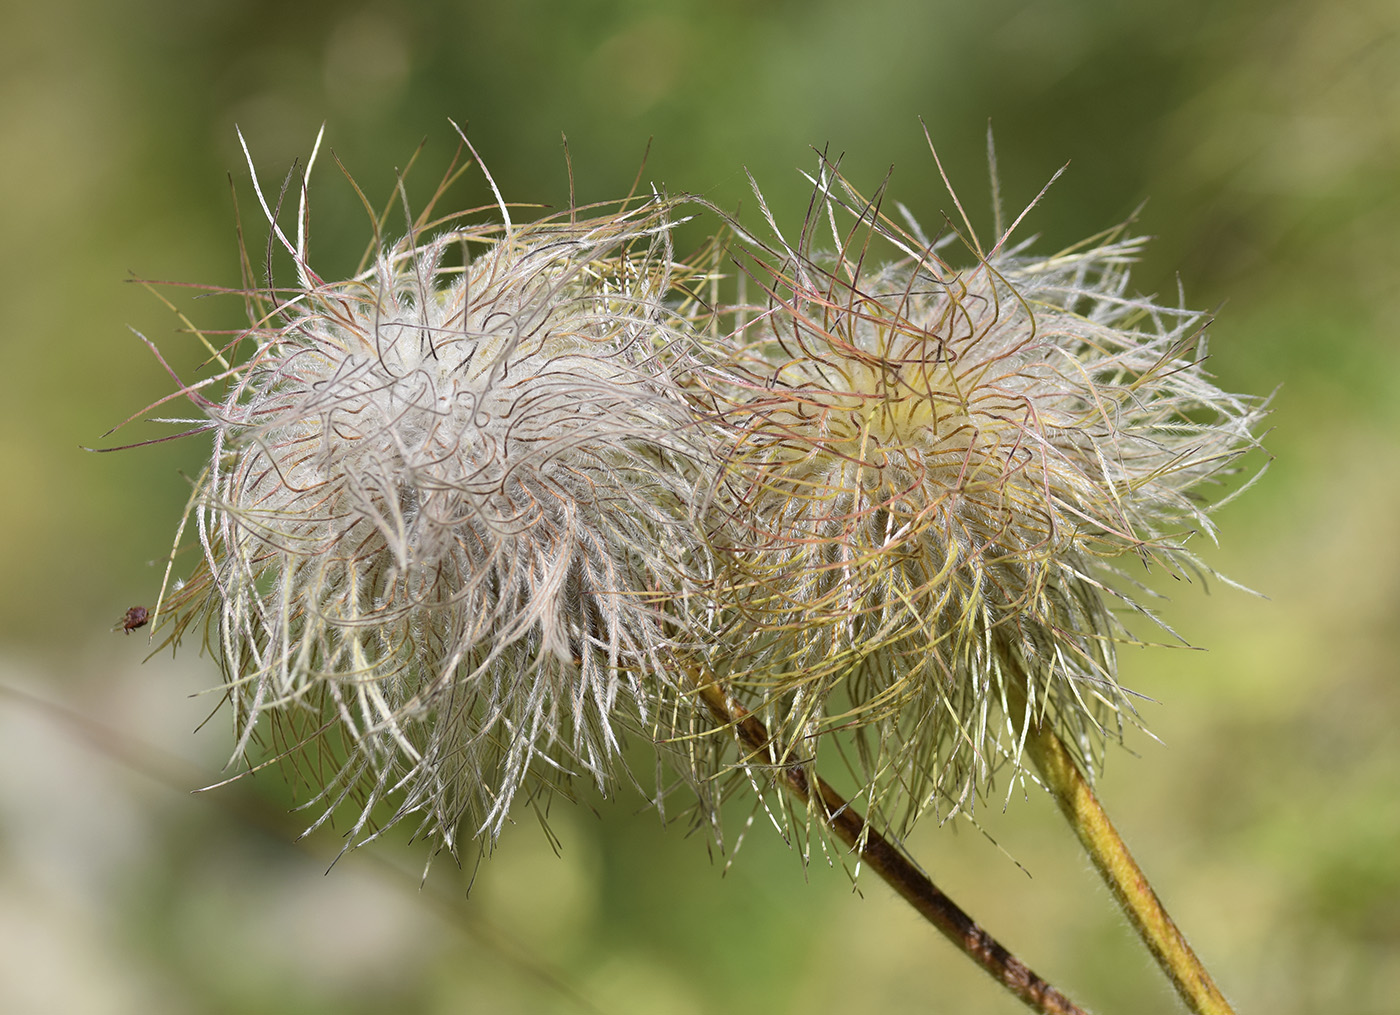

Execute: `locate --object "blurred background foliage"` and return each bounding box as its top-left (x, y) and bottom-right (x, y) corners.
top-left (2, 0), bottom-right (1397, 1012)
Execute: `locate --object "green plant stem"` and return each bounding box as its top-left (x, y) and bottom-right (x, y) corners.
top-left (694, 679), bottom-right (1089, 1015)
top-left (1020, 717), bottom-right (1236, 1015)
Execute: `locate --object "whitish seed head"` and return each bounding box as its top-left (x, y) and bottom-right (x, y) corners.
top-left (699, 152), bottom-right (1266, 829)
top-left (160, 136), bottom-right (718, 854)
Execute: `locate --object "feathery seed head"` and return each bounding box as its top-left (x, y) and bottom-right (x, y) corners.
top-left (702, 154), bottom-right (1266, 827)
top-left (138, 131), bottom-right (1266, 868)
top-left (162, 138), bottom-right (717, 854)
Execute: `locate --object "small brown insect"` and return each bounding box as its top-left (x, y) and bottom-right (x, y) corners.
top-left (118, 606), bottom-right (149, 634)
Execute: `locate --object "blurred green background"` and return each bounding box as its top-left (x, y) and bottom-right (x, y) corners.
top-left (2, 1), bottom-right (1397, 1012)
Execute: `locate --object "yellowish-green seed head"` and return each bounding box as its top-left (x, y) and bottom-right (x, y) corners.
top-left (697, 156), bottom-right (1266, 830)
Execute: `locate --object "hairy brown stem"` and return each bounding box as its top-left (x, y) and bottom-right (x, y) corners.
top-left (694, 680), bottom-right (1089, 1015)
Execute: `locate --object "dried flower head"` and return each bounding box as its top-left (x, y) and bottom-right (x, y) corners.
top-left (160, 133), bottom-right (717, 854)
top-left (700, 149), bottom-right (1266, 830)
top-left (117, 130), bottom-right (1259, 1015)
